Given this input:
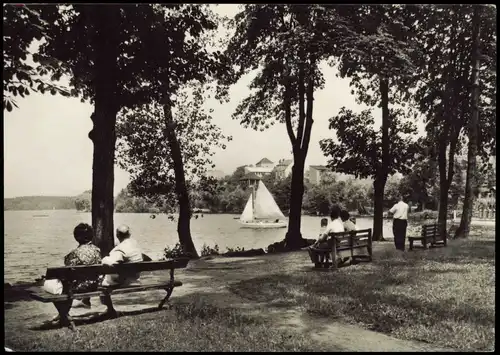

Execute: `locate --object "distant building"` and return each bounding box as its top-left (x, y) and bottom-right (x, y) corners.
top-left (245, 158), bottom-right (275, 177)
top-left (240, 172), bottom-right (261, 187)
top-left (308, 165), bottom-right (329, 185)
top-left (273, 159), bottom-right (294, 180)
top-left (205, 170), bottom-right (226, 180)
top-left (255, 157), bottom-right (274, 169)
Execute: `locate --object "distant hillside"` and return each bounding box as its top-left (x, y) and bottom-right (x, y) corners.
top-left (4, 196), bottom-right (76, 211)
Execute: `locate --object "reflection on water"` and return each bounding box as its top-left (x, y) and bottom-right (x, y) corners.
top-left (4, 210), bottom-right (395, 284)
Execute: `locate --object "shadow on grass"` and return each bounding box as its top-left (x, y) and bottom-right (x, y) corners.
top-left (228, 235), bottom-right (495, 351)
top-left (30, 306), bottom-right (170, 331)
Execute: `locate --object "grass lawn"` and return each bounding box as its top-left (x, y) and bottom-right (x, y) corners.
top-left (5, 299), bottom-right (332, 352)
top-left (230, 225), bottom-right (496, 351)
top-left (5, 224), bottom-right (494, 351)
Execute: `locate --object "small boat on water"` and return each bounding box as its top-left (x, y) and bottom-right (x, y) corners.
top-left (239, 181), bottom-right (287, 229)
top-left (32, 214), bottom-right (49, 218)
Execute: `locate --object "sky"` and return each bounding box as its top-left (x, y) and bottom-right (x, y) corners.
top-left (3, 4), bottom-right (424, 198)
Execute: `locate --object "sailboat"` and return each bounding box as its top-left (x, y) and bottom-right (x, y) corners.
top-left (239, 180), bottom-right (288, 229)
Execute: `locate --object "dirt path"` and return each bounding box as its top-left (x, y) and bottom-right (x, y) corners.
top-left (169, 253), bottom-right (456, 352)
top-left (5, 244), bottom-right (456, 352)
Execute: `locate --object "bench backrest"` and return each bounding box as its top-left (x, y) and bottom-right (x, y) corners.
top-left (326, 228), bottom-right (372, 248)
top-left (45, 258), bottom-right (189, 281)
top-left (421, 223), bottom-right (445, 240)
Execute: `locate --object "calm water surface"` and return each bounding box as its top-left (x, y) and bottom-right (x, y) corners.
top-left (4, 210), bottom-right (395, 284)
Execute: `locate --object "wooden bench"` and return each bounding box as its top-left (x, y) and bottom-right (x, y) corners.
top-left (27, 258), bottom-right (189, 330)
top-left (408, 223), bottom-right (447, 250)
top-left (307, 229), bottom-right (373, 269)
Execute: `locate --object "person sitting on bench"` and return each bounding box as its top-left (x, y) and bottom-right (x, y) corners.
top-left (310, 205), bottom-right (345, 264)
top-left (101, 224), bottom-right (144, 286)
top-left (99, 224), bottom-right (144, 318)
top-left (313, 205), bottom-right (345, 248)
top-left (340, 210), bottom-right (358, 232)
top-left (64, 223), bottom-right (102, 309)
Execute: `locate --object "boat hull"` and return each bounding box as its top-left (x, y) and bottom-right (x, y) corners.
top-left (239, 221), bottom-right (287, 229)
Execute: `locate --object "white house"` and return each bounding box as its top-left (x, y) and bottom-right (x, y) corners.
top-left (244, 158), bottom-right (275, 177)
top-left (255, 157), bottom-right (275, 169)
top-left (273, 159), bottom-right (294, 180)
top-left (308, 165), bottom-right (329, 185)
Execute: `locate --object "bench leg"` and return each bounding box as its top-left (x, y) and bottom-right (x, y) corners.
top-left (99, 295), bottom-right (118, 319)
top-left (409, 239), bottom-right (414, 251)
top-left (422, 238), bottom-right (427, 249)
top-left (53, 300), bottom-right (76, 331)
top-left (158, 285), bottom-right (174, 310)
top-left (330, 251), bottom-right (337, 270)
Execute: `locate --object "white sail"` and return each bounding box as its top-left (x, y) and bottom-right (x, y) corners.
top-left (253, 181), bottom-right (286, 220)
top-left (240, 194), bottom-right (254, 222)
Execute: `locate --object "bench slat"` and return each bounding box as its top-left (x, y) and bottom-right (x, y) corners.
top-left (28, 280), bottom-right (183, 303)
top-left (46, 259), bottom-right (189, 280)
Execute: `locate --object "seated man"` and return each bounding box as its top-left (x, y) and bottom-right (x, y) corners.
top-left (99, 225), bottom-right (143, 317)
top-left (101, 224), bottom-right (143, 286)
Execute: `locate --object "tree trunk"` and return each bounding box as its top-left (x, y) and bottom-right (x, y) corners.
top-left (88, 7), bottom-right (120, 257)
top-left (372, 178), bottom-right (386, 241)
top-left (163, 102), bottom-right (199, 258)
top-left (372, 77), bottom-right (389, 242)
top-left (437, 138), bottom-right (450, 235)
top-left (285, 152), bottom-right (306, 248)
top-left (455, 6), bottom-right (482, 239)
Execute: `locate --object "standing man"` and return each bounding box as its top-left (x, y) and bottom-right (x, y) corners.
top-left (389, 194), bottom-right (409, 251)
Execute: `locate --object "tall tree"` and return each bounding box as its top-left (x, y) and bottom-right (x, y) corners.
top-left (223, 5), bottom-right (350, 248)
top-left (117, 85), bottom-right (229, 257)
top-left (22, 4), bottom-right (225, 256)
top-left (320, 108), bottom-right (419, 235)
top-left (331, 4), bottom-right (419, 241)
top-left (411, 5), bottom-right (496, 238)
top-left (114, 5), bottom-right (229, 257)
top-left (455, 6), bottom-right (485, 238)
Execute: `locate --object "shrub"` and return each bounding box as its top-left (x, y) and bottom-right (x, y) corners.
top-left (200, 244), bottom-right (220, 257)
top-left (163, 243), bottom-right (194, 260)
top-left (225, 246), bottom-right (245, 253)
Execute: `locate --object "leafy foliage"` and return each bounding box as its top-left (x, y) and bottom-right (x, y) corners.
top-left (163, 243), bottom-right (194, 260)
top-left (3, 5), bottom-right (70, 111)
top-left (116, 84), bottom-right (230, 214)
top-left (320, 108), bottom-right (419, 179)
top-left (200, 244), bottom-right (220, 257)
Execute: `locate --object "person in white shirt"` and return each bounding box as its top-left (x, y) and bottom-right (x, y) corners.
top-left (100, 225), bottom-right (144, 317)
top-left (389, 195), bottom-right (410, 251)
top-left (101, 224), bottom-right (143, 286)
top-left (314, 205), bottom-right (345, 248)
top-left (340, 210), bottom-right (358, 232)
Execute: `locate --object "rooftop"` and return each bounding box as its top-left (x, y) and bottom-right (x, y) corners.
top-left (277, 159), bottom-right (293, 166)
top-left (256, 157), bottom-right (274, 165)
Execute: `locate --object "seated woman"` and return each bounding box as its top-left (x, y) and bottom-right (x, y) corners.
top-left (340, 210), bottom-right (358, 232)
top-left (63, 223), bottom-right (102, 308)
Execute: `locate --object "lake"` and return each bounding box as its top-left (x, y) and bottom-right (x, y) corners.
top-left (4, 210), bottom-right (396, 284)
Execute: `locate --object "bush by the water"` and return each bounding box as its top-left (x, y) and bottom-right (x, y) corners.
top-left (200, 243), bottom-right (220, 257)
top-left (266, 239), bottom-right (316, 254)
top-left (163, 243), bottom-right (195, 260)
